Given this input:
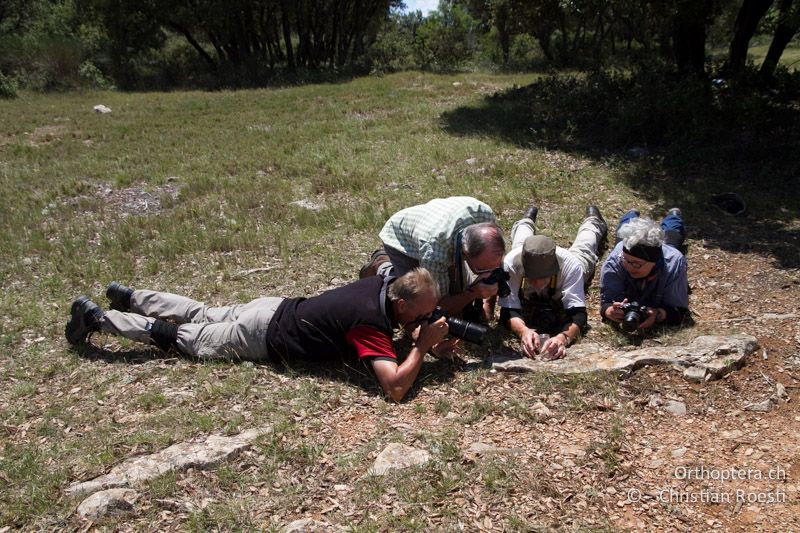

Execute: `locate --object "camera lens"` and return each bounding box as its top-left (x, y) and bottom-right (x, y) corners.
top-left (622, 311), bottom-right (641, 332)
top-left (446, 317), bottom-right (488, 344)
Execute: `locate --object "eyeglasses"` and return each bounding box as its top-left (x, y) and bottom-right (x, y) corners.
top-left (622, 254), bottom-right (649, 270)
top-left (466, 256), bottom-right (496, 275)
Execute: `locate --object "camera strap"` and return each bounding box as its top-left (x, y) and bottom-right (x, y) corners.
top-left (520, 275), bottom-right (558, 298)
top-left (379, 274), bottom-right (396, 325)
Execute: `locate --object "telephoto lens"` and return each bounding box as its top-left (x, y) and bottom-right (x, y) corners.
top-left (428, 307), bottom-right (488, 344)
top-left (445, 316), bottom-right (488, 345)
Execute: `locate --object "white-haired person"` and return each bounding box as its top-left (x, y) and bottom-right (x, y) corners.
top-left (599, 209), bottom-right (690, 330)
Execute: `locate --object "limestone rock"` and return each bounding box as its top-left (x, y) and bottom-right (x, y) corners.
top-left (369, 443), bottom-right (430, 476)
top-left (664, 401), bottom-right (687, 416)
top-left (76, 488), bottom-right (137, 521)
top-left (683, 365), bottom-right (708, 383)
top-left (289, 199), bottom-right (323, 212)
top-left (490, 335), bottom-right (758, 382)
top-left (67, 428), bottom-right (268, 497)
top-left (465, 442), bottom-right (523, 460)
top-left (532, 401), bottom-right (552, 418)
top-left (285, 518), bottom-right (340, 533)
top-left (744, 399), bottom-right (773, 412)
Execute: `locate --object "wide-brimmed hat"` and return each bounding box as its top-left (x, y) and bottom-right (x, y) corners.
top-left (520, 235), bottom-right (558, 279)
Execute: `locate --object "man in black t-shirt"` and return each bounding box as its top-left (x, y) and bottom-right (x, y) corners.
top-left (65, 269), bottom-right (455, 401)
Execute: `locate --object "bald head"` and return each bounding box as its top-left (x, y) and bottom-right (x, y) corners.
top-left (462, 222), bottom-right (505, 259)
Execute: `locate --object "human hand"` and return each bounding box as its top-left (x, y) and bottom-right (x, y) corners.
top-left (638, 307), bottom-right (658, 329)
top-left (540, 334), bottom-right (567, 360)
top-left (520, 328), bottom-right (540, 358)
top-left (416, 317), bottom-right (449, 352)
top-left (430, 338), bottom-right (461, 360)
top-left (605, 299), bottom-right (628, 323)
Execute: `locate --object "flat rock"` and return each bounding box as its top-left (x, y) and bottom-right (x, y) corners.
top-left (76, 488), bottom-right (137, 520)
top-left (664, 401), bottom-right (687, 416)
top-left (285, 518), bottom-right (340, 532)
top-left (67, 428), bottom-right (268, 497)
top-left (289, 199), bottom-right (323, 212)
top-left (369, 443), bottom-right (430, 476)
top-left (744, 399), bottom-right (773, 412)
top-left (490, 335), bottom-right (758, 382)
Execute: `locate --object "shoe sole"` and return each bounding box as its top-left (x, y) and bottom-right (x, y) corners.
top-left (65, 296), bottom-right (102, 345)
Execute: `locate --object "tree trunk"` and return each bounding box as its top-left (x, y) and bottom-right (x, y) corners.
top-left (279, 0), bottom-right (295, 70)
top-left (673, 0), bottom-right (712, 76)
top-left (760, 0), bottom-right (799, 77)
top-left (728, 0), bottom-right (774, 74)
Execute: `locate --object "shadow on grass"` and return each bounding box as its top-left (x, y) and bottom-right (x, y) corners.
top-left (441, 67), bottom-right (800, 269)
top-left (72, 340), bottom-right (460, 402)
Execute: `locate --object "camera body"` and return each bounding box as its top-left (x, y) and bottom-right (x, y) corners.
top-left (621, 301), bottom-right (649, 332)
top-left (429, 307), bottom-right (488, 345)
top-left (481, 267), bottom-right (511, 298)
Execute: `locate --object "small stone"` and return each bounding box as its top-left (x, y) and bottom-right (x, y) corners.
top-left (683, 366), bottom-right (708, 383)
top-left (369, 443), bottom-right (430, 476)
top-left (289, 199), bottom-right (323, 212)
top-left (744, 448), bottom-right (754, 456)
top-left (606, 487), bottom-right (617, 495)
top-left (466, 442), bottom-right (522, 458)
top-left (774, 383), bottom-right (787, 399)
top-left (721, 430), bottom-right (744, 440)
top-left (664, 401), bottom-right (687, 416)
top-left (93, 104), bottom-right (112, 114)
top-left (671, 447), bottom-right (687, 458)
top-left (465, 158), bottom-right (477, 165)
top-left (532, 401), bottom-right (552, 417)
top-left (743, 399), bottom-right (772, 412)
top-left (648, 394), bottom-right (663, 407)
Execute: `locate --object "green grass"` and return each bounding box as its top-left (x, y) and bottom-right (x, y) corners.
top-left (0, 69), bottom-right (796, 529)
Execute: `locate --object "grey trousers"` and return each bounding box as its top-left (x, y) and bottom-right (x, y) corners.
top-left (511, 216), bottom-right (605, 285)
top-left (100, 290), bottom-right (284, 361)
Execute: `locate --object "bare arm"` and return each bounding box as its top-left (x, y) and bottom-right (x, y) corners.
top-left (371, 319), bottom-right (449, 402)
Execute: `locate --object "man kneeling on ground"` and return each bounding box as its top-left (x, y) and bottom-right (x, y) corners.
top-left (65, 269), bottom-right (456, 402)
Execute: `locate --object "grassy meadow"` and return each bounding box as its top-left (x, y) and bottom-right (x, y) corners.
top-left (0, 70), bottom-right (797, 530)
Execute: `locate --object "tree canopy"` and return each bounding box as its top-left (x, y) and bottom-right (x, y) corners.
top-left (0, 0), bottom-right (798, 93)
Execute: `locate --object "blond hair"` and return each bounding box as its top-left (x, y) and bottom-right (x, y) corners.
top-left (387, 268), bottom-right (440, 302)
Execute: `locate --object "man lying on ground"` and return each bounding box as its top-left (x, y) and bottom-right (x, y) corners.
top-left (65, 269), bottom-right (457, 402)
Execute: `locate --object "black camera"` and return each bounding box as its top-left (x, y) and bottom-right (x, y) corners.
top-left (621, 301), bottom-right (649, 332)
top-left (481, 267), bottom-right (511, 298)
top-left (429, 307), bottom-right (488, 345)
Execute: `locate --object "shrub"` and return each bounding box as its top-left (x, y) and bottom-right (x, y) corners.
top-left (0, 70), bottom-right (17, 99)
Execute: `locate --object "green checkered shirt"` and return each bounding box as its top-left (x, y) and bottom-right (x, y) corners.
top-left (379, 196), bottom-right (496, 293)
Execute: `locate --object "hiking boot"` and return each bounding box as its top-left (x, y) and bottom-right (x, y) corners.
top-left (106, 281), bottom-right (133, 312)
top-left (586, 205), bottom-right (608, 236)
top-left (65, 296), bottom-right (104, 345)
top-left (359, 247), bottom-right (390, 279)
top-left (667, 207), bottom-right (683, 219)
top-left (524, 206), bottom-right (539, 223)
